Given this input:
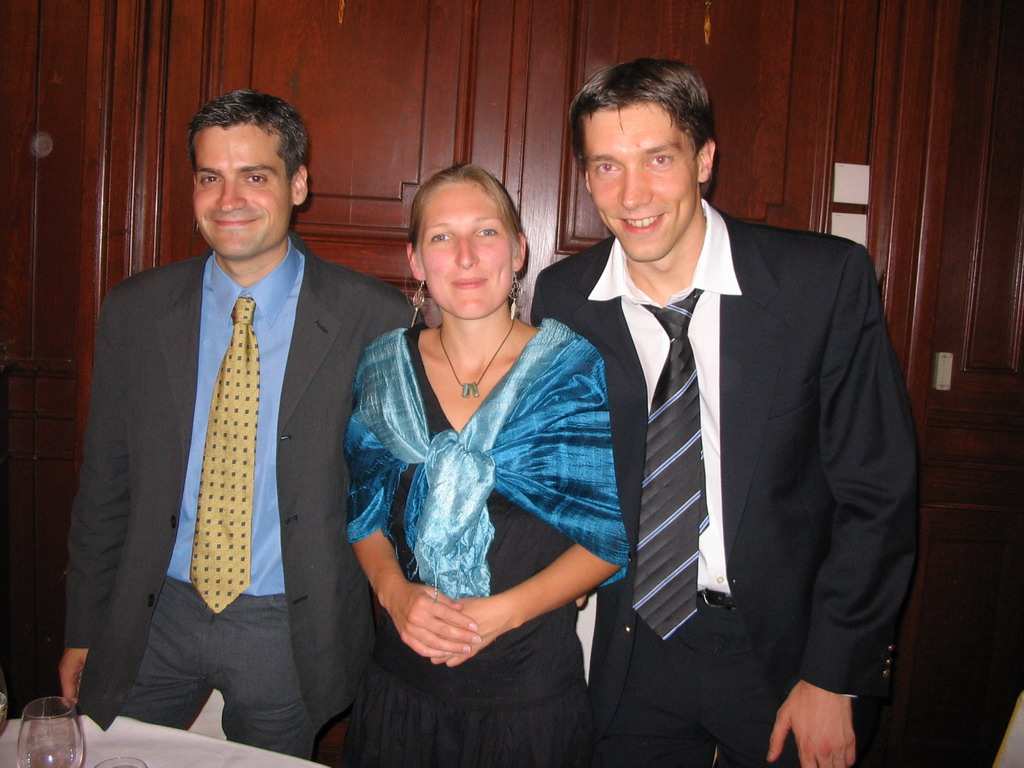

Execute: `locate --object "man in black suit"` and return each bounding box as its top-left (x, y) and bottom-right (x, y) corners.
top-left (59, 90), bottom-right (407, 757)
top-left (533, 59), bottom-right (916, 767)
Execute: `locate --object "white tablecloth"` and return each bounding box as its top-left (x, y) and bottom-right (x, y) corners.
top-left (995, 691), bottom-right (1024, 767)
top-left (0, 714), bottom-right (323, 768)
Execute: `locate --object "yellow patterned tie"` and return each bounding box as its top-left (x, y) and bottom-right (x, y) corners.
top-left (191, 296), bottom-right (260, 612)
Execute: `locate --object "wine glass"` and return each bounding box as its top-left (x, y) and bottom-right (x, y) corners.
top-left (0, 664), bottom-right (8, 734)
top-left (16, 696), bottom-right (84, 768)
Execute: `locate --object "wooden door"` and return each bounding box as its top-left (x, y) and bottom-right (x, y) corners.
top-left (881, 1), bottom-right (1024, 764)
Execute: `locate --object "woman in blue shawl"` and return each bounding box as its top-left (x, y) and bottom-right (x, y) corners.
top-left (343, 164), bottom-right (628, 767)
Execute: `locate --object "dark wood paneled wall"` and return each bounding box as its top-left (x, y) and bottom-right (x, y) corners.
top-left (2, 1), bottom-right (1021, 764)
top-left (881, 1), bottom-right (1024, 763)
top-left (1, 0), bottom-right (90, 713)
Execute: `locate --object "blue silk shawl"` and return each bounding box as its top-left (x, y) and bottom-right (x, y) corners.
top-left (346, 319), bottom-right (627, 598)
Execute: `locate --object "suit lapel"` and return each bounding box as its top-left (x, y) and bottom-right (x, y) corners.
top-left (279, 250), bottom-right (338, 431)
top-left (573, 299), bottom-right (645, 392)
top-left (719, 215), bottom-right (784, 556)
top-left (156, 258), bottom-right (205, 452)
top-left (567, 240), bottom-right (647, 389)
top-left (568, 242), bottom-right (649, 542)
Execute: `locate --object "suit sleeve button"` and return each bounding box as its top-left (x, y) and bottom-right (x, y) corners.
top-left (147, 593), bottom-right (155, 607)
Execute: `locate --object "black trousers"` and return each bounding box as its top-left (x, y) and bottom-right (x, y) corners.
top-left (593, 601), bottom-right (879, 768)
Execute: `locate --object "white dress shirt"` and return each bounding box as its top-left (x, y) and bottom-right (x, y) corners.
top-left (589, 200), bottom-right (741, 593)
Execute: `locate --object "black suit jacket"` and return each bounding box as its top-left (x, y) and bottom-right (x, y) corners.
top-left (533, 212), bottom-right (916, 736)
top-left (66, 233), bottom-right (409, 729)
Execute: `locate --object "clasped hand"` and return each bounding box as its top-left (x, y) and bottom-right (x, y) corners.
top-left (381, 581), bottom-right (483, 661)
top-left (382, 582), bottom-right (524, 668)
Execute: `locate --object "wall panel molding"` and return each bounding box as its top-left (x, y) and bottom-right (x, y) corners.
top-left (1, 0), bottom-right (90, 708)
top-left (961, 1), bottom-right (1024, 373)
top-left (889, 505), bottom-right (1024, 763)
top-left (871, 1), bottom-right (1024, 764)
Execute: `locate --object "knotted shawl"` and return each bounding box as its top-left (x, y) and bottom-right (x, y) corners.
top-left (346, 319), bottom-right (627, 598)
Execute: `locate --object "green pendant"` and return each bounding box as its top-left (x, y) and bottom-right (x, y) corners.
top-left (461, 382), bottom-right (480, 398)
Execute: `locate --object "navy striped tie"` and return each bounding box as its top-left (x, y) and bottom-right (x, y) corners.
top-left (633, 290), bottom-right (706, 639)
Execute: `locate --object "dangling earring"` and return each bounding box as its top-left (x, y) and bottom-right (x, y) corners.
top-left (508, 275), bottom-right (522, 320)
top-left (411, 280), bottom-right (426, 326)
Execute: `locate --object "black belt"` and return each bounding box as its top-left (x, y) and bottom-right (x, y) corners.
top-left (699, 589), bottom-right (736, 610)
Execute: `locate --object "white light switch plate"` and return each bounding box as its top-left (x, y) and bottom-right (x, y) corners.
top-left (834, 163), bottom-right (870, 205)
top-left (831, 212), bottom-right (868, 246)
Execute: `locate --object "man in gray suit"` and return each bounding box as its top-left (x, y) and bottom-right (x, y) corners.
top-left (59, 90), bottom-right (408, 757)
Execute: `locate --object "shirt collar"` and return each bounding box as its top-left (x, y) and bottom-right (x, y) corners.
top-left (589, 200), bottom-right (741, 306)
top-left (208, 239), bottom-right (303, 327)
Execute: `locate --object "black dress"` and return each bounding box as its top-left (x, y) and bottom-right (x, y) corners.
top-left (342, 328), bottom-right (594, 768)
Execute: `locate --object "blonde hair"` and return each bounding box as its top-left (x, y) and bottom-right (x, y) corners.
top-left (408, 164), bottom-right (524, 259)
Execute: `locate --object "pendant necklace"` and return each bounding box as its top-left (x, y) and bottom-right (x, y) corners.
top-left (439, 318), bottom-right (515, 398)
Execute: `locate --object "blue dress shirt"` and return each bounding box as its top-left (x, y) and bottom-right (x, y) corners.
top-left (167, 244), bottom-right (304, 595)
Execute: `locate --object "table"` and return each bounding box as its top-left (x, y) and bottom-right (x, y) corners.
top-left (0, 714), bottom-right (323, 767)
top-left (995, 690), bottom-right (1024, 767)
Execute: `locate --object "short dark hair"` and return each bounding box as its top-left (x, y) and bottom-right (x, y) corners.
top-left (188, 89), bottom-right (308, 179)
top-left (570, 58), bottom-right (715, 164)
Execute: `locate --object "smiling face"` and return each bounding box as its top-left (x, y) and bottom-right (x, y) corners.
top-left (407, 181), bottom-right (526, 323)
top-left (582, 103), bottom-right (715, 297)
top-left (192, 123), bottom-right (308, 286)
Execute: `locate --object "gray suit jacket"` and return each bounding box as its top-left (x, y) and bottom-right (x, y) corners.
top-left (533, 213), bottom-right (917, 736)
top-left (66, 233), bottom-right (409, 729)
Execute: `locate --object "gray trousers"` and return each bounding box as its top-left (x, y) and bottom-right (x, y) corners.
top-left (121, 577), bottom-right (315, 758)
